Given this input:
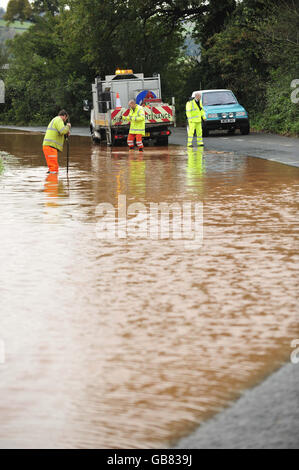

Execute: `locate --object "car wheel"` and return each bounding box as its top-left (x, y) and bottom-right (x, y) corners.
top-left (202, 120), bottom-right (209, 137)
top-left (202, 127), bottom-right (209, 137)
top-left (240, 124), bottom-right (250, 135)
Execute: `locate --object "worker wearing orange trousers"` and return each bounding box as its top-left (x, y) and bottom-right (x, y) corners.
top-left (43, 146), bottom-right (59, 173)
top-left (127, 133), bottom-right (143, 150)
top-left (43, 110), bottom-right (71, 173)
top-left (122, 100), bottom-right (145, 151)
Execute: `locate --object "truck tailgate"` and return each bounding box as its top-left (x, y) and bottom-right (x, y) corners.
top-left (110, 105), bottom-right (175, 127)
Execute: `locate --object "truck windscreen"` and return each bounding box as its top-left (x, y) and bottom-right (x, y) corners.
top-left (112, 74), bottom-right (138, 80)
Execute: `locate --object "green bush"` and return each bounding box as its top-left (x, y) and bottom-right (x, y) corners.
top-left (251, 68), bottom-right (299, 136)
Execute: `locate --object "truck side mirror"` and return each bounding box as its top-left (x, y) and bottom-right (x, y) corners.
top-left (83, 100), bottom-right (90, 112)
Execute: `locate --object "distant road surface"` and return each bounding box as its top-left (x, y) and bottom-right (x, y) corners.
top-left (0, 125), bottom-right (298, 167)
top-left (171, 127), bottom-right (299, 168)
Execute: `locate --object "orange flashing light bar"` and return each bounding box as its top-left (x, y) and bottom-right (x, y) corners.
top-left (115, 69), bottom-right (133, 75)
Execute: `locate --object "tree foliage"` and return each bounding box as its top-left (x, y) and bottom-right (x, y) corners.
top-left (4, 0), bottom-right (33, 22)
top-left (31, 0), bottom-right (61, 15)
top-left (0, 0), bottom-right (298, 133)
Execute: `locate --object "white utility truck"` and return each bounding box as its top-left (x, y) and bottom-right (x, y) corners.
top-left (84, 69), bottom-right (176, 146)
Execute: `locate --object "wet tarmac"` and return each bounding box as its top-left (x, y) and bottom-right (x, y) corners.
top-left (0, 131), bottom-right (298, 448)
top-left (176, 361), bottom-right (299, 449)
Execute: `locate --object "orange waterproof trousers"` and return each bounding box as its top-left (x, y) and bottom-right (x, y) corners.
top-left (127, 133), bottom-right (144, 149)
top-left (43, 146), bottom-right (59, 172)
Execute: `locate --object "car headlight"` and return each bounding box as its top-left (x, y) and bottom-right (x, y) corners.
top-left (229, 113), bottom-right (234, 118)
top-left (207, 113), bottom-right (218, 118)
top-left (236, 111), bottom-right (246, 117)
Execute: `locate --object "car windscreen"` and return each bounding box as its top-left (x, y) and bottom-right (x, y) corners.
top-left (202, 91), bottom-right (237, 106)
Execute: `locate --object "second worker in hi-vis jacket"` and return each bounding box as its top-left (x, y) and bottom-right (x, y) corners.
top-left (122, 100), bottom-right (145, 151)
top-left (186, 92), bottom-right (206, 147)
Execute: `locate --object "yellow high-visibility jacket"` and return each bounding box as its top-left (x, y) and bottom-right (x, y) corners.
top-left (122, 105), bottom-right (145, 136)
top-left (43, 116), bottom-right (70, 151)
top-left (186, 99), bottom-right (206, 123)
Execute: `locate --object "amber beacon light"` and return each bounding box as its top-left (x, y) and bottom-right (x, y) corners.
top-left (115, 69), bottom-right (133, 75)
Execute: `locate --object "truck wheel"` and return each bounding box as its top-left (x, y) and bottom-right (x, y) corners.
top-left (156, 136), bottom-right (168, 146)
top-left (106, 129), bottom-right (116, 146)
top-left (92, 135), bottom-right (101, 144)
top-left (91, 125), bottom-right (101, 144)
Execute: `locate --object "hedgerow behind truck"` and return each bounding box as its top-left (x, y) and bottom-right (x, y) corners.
top-left (83, 69), bottom-right (176, 146)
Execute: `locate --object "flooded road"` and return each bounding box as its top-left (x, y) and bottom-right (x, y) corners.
top-left (0, 131), bottom-right (298, 448)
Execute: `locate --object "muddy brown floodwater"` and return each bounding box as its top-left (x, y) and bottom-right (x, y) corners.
top-left (0, 131), bottom-right (298, 449)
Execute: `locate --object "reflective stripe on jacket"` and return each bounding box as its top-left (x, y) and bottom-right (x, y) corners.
top-left (43, 116), bottom-right (69, 151)
top-left (186, 99), bottom-right (206, 123)
top-left (123, 105), bottom-right (145, 135)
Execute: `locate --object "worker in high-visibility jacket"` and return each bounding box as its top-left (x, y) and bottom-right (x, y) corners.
top-left (122, 100), bottom-right (145, 151)
top-left (43, 110), bottom-right (71, 173)
top-left (186, 92), bottom-right (206, 147)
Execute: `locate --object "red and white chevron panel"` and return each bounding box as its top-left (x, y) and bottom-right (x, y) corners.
top-left (110, 105), bottom-right (174, 126)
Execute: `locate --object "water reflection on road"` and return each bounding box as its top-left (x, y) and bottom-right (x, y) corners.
top-left (0, 131), bottom-right (298, 448)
